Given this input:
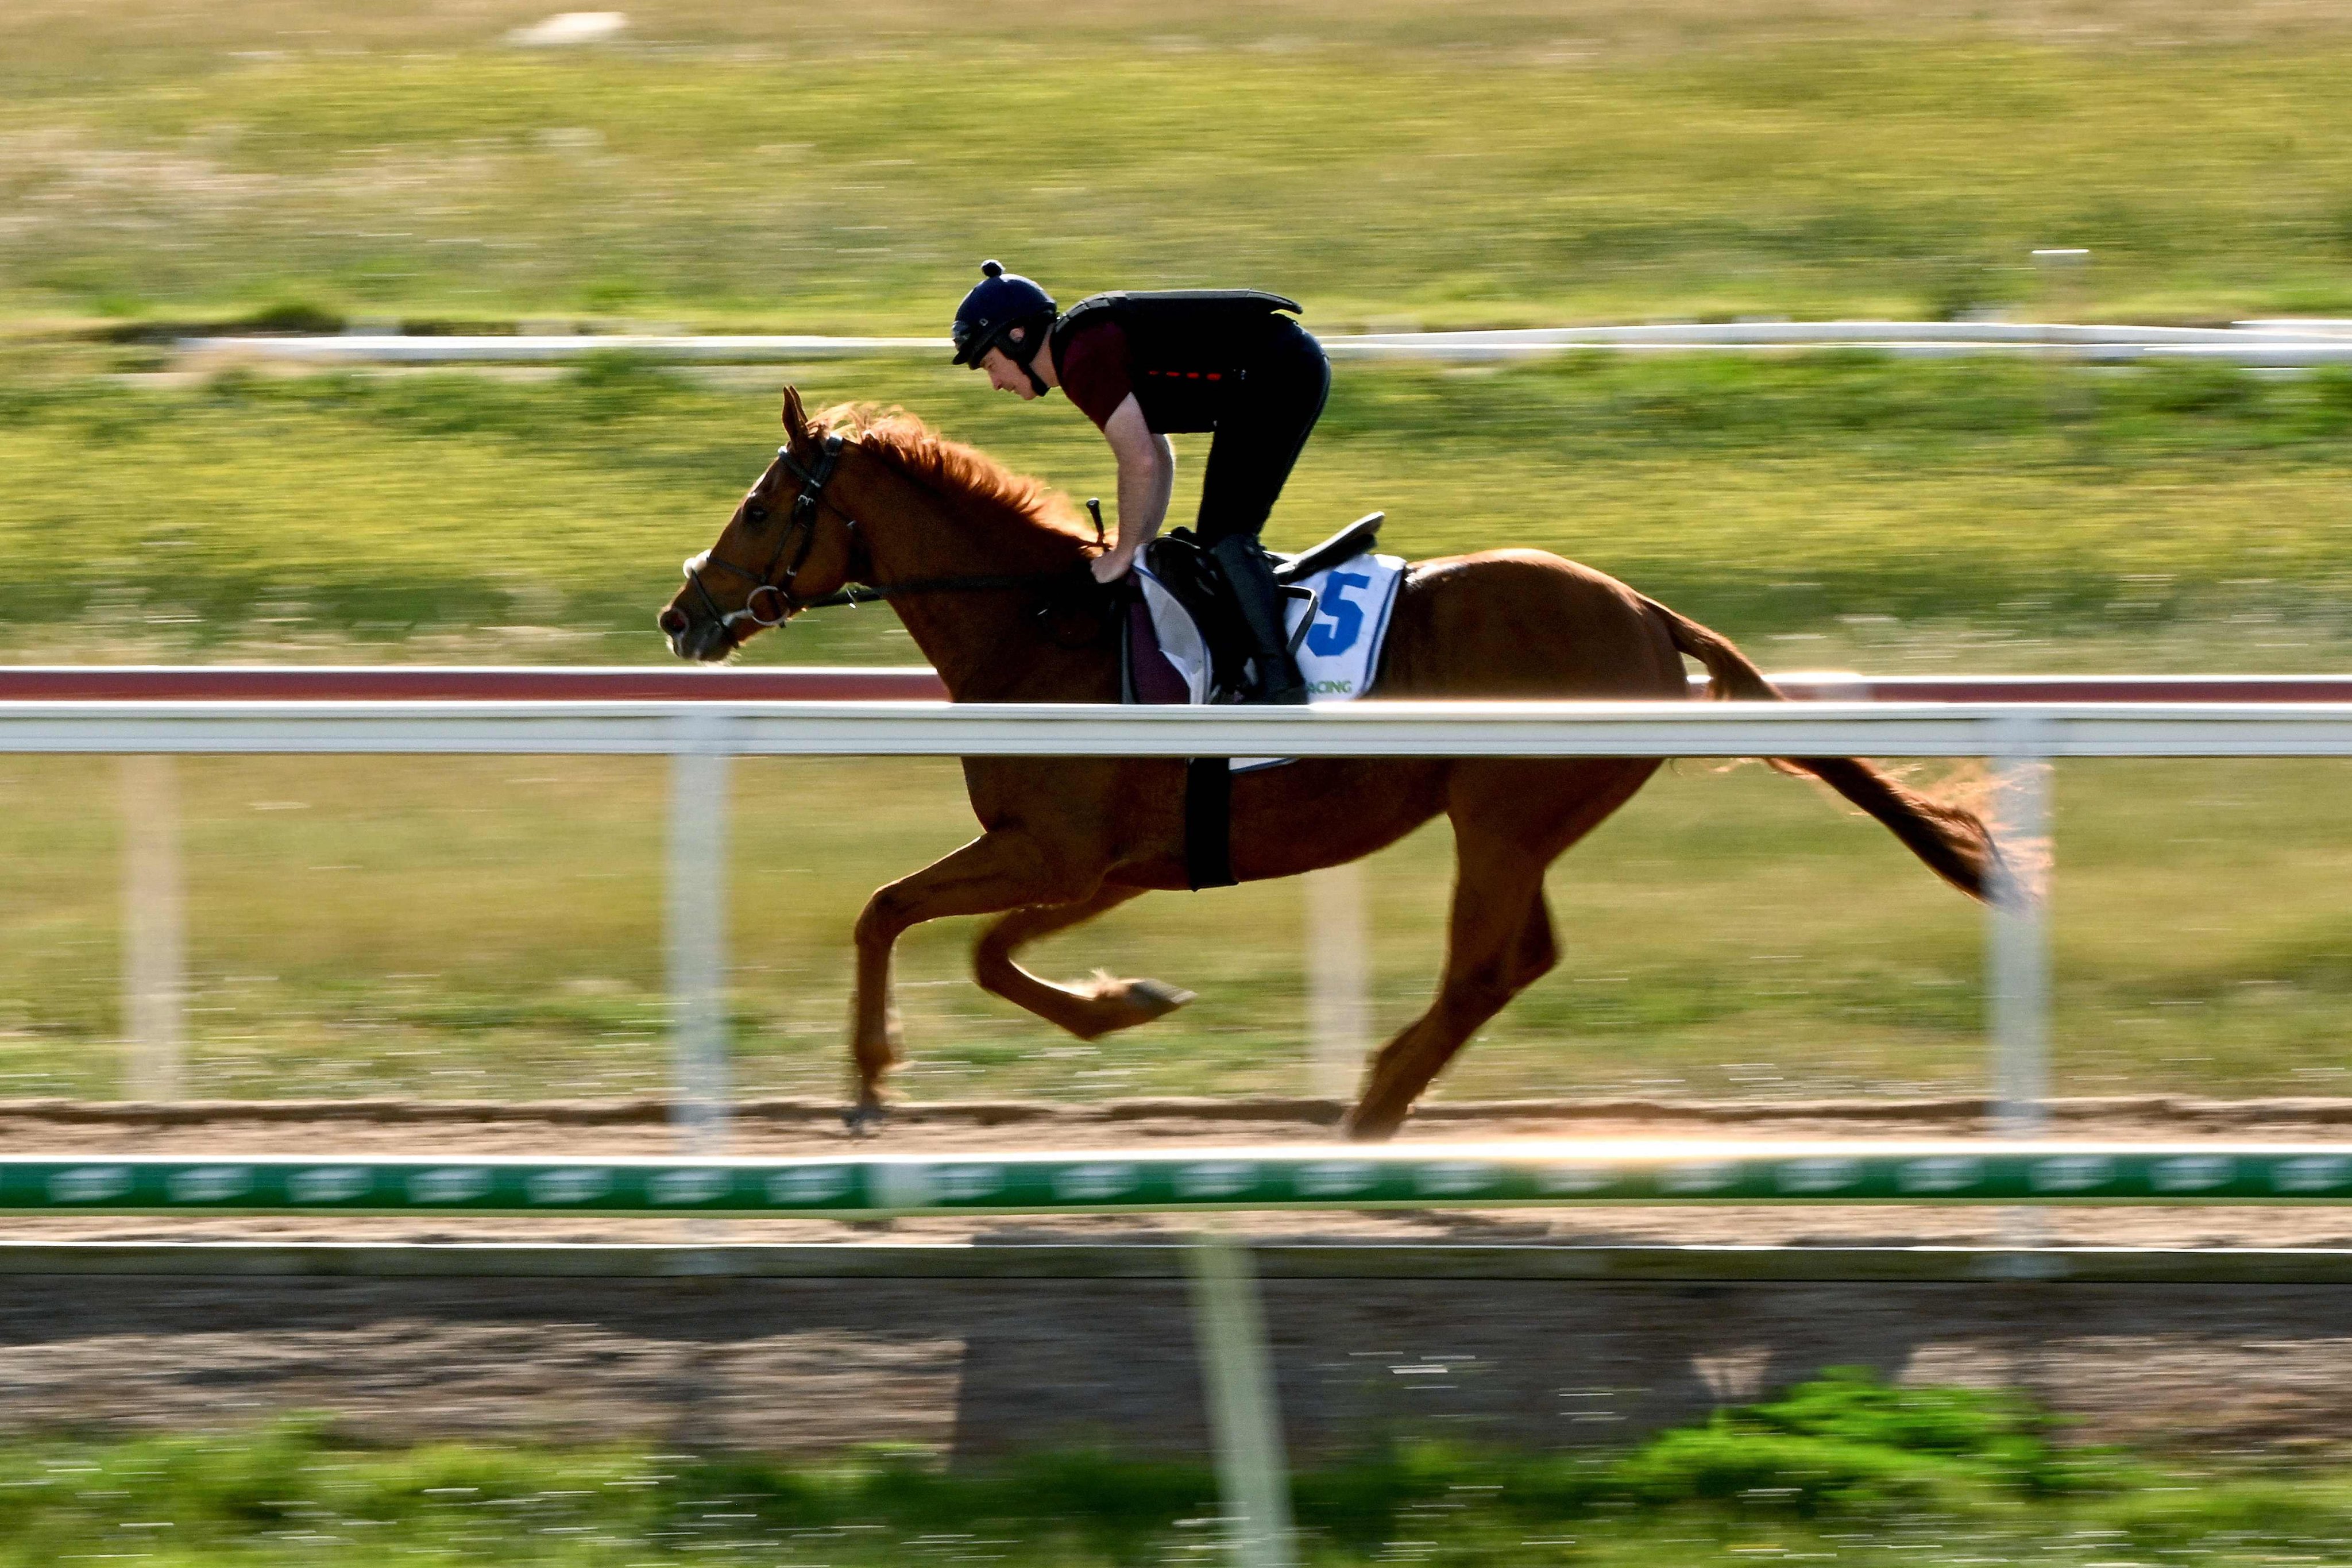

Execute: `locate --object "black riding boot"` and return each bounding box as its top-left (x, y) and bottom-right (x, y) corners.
top-left (1208, 535), bottom-right (1309, 704)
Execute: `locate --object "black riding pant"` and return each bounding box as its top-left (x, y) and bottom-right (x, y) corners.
top-left (1194, 318), bottom-right (1330, 546)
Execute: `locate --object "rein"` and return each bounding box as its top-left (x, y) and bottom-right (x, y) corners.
top-left (790, 555), bottom-right (1071, 610)
top-left (686, 437), bottom-right (1106, 628)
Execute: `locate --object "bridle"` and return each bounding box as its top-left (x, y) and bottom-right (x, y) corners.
top-left (681, 434), bottom-right (849, 632)
top-left (681, 434), bottom-right (1108, 635)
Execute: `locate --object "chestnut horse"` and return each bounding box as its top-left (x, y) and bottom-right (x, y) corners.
top-left (659, 389), bottom-right (1996, 1140)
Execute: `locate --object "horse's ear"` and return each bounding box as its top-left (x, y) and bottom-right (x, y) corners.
top-left (779, 386), bottom-right (816, 455)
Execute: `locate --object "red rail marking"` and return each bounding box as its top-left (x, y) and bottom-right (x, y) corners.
top-left (1, 669), bottom-right (2347, 704)
top-left (0, 667), bottom-right (951, 701)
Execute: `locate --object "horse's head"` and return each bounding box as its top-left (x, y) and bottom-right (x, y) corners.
top-left (658, 387), bottom-right (864, 662)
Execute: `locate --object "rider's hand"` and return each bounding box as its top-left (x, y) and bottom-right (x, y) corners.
top-left (1090, 550), bottom-right (1134, 585)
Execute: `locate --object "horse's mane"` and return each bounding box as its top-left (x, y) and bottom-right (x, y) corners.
top-left (813, 401), bottom-right (1090, 544)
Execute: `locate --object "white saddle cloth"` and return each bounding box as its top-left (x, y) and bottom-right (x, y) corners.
top-left (1135, 553), bottom-right (1407, 707)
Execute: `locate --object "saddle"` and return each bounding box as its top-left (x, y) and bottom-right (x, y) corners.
top-left (1273, 511), bottom-right (1385, 586)
top-left (1124, 513), bottom-right (1398, 892)
top-left (1138, 513), bottom-right (1385, 702)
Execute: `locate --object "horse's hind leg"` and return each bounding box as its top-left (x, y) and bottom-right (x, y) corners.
top-left (1344, 759), bottom-right (1656, 1141)
top-left (1344, 836), bottom-right (1552, 1141)
top-left (974, 886), bottom-right (1195, 1041)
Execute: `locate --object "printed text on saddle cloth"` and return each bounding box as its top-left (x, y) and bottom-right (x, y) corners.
top-left (1134, 554), bottom-right (1406, 706)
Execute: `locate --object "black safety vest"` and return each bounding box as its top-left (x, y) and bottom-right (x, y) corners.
top-left (1049, 289), bottom-right (1304, 432)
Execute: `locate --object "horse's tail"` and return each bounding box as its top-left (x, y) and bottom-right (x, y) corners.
top-left (1641, 595), bottom-right (1999, 902)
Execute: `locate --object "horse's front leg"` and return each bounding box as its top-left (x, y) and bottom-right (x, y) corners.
top-left (847, 830), bottom-right (1098, 1129)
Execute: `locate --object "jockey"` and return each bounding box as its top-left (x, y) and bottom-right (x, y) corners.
top-left (951, 259), bottom-right (1327, 704)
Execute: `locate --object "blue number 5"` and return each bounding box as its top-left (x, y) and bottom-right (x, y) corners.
top-left (1307, 571), bottom-right (1370, 657)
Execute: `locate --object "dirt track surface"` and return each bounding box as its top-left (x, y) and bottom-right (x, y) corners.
top-left (10, 1098), bottom-right (2352, 1459)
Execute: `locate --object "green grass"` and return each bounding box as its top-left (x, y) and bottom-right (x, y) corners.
top-left (6, 9), bottom-right (2352, 332)
top-left (2, 1371), bottom-right (2347, 1565)
top-left (7, 748), bottom-right (2352, 1104)
top-left (5, 352), bottom-right (2351, 665)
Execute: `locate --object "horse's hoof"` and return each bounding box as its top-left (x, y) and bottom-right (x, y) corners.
top-left (1071, 974), bottom-right (1196, 1039)
top-left (842, 1100), bottom-right (890, 1138)
top-left (1340, 1105), bottom-right (1405, 1143)
top-left (1123, 978), bottom-right (1196, 1019)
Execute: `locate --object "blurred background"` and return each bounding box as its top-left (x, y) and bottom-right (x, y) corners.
top-left (11, 6), bottom-right (2352, 1563)
top-left (2, 0), bottom-right (2350, 1107)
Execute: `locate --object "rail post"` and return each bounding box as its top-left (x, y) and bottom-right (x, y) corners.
top-left (1987, 720), bottom-right (2053, 1255)
top-left (1306, 863), bottom-right (1372, 1100)
top-left (1987, 725), bottom-right (2052, 1137)
top-left (118, 755), bottom-right (186, 1100)
top-left (1185, 1230), bottom-right (1296, 1568)
top-left (666, 712), bottom-right (733, 1154)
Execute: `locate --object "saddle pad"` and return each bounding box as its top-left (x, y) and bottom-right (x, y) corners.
top-left (1133, 568), bottom-right (1214, 704)
top-left (1133, 553), bottom-right (1407, 709)
top-left (1285, 553), bottom-right (1407, 702)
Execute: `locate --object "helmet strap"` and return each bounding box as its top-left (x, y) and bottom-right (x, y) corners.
top-left (1011, 320), bottom-right (1053, 396)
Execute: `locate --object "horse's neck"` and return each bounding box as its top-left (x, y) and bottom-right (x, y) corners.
top-left (851, 466), bottom-right (1110, 702)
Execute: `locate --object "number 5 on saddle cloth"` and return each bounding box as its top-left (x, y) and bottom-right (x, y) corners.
top-left (1126, 512), bottom-right (1400, 716)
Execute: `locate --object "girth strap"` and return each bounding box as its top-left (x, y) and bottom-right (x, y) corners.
top-left (1183, 757), bottom-right (1236, 890)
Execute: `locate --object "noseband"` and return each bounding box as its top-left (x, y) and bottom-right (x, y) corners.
top-left (683, 434), bottom-right (848, 631)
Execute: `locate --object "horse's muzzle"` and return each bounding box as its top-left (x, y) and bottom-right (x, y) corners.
top-left (659, 606), bottom-right (732, 663)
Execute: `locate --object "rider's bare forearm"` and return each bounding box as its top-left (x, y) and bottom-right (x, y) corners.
top-left (1095, 396), bottom-right (1172, 581)
top-left (1114, 436), bottom-right (1174, 560)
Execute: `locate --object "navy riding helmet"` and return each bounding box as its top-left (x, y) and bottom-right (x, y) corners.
top-left (950, 260), bottom-right (1056, 392)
